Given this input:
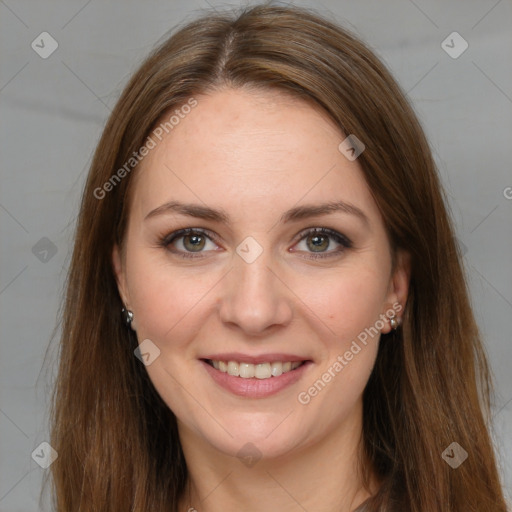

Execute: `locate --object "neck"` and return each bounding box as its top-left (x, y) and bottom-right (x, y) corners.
top-left (177, 401), bottom-right (378, 512)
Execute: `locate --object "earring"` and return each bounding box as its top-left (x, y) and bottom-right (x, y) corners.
top-left (121, 307), bottom-right (134, 326)
top-left (389, 314), bottom-right (400, 330)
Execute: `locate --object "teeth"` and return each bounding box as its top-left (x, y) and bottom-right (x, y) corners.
top-left (270, 362), bottom-right (282, 377)
top-left (239, 363), bottom-right (255, 378)
top-left (255, 363), bottom-right (271, 379)
top-left (227, 361), bottom-right (239, 376)
top-left (209, 359), bottom-right (304, 379)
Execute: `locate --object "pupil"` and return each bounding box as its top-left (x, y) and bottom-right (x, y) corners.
top-left (309, 234), bottom-right (328, 252)
top-left (185, 234), bottom-right (205, 251)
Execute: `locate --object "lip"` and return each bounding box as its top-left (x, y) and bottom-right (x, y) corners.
top-left (200, 359), bottom-right (313, 398)
top-left (201, 352), bottom-right (309, 364)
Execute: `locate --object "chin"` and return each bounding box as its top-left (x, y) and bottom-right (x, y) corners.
top-left (185, 412), bottom-right (308, 461)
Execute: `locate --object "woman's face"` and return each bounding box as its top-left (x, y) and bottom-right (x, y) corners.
top-left (113, 88), bottom-right (409, 459)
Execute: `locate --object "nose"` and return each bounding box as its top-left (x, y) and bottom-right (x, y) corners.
top-left (217, 249), bottom-right (294, 336)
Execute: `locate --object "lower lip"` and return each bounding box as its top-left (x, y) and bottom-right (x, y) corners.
top-left (201, 360), bottom-right (312, 398)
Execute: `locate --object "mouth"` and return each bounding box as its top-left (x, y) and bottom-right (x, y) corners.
top-left (199, 356), bottom-right (313, 398)
top-left (203, 359), bottom-right (307, 379)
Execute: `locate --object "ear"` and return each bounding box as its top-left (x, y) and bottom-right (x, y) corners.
top-left (112, 244), bottom-right (130, 307)
top-left (381, 249), bottom-right (411, 334)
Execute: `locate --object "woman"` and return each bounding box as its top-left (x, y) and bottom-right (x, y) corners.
top-left (47, 4), bottom-right (508, 511)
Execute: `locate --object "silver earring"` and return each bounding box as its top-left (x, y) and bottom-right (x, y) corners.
top-left (121, 307), bottom-right (134, 326)
top-left (390, 315), bottom-right (400, 330)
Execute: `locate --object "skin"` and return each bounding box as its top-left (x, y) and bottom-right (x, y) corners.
top-left (113, 88), bottom-right (410, 512)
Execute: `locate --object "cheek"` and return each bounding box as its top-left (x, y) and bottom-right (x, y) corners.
top-left (294, 269), bottom-right (384, 426)
top-left (292, 264), bottom-right (389, 343)
top-left (124, 254), bottom-right (219, 416)
top-left (125, 252), bottom-right (221, 346)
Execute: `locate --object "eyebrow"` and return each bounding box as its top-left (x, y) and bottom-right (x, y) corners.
top-left (144, 200), bottom-right (369, 226)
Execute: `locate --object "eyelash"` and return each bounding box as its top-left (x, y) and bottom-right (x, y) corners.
top-left (159, 227), bottom-right (352, 261)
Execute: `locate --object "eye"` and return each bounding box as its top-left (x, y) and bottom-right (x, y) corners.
top-left (161, 228), bottom-right (220, 258)
top-left (159, 226), bottom-right (352, 260)
top-left (291, 227), bottom-right (352, 259)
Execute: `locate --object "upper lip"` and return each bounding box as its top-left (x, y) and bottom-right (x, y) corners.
top-left (201, 353), bottom-right (311, 364)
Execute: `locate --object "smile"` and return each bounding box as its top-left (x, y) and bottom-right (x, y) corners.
top-left (205, 359), bottom-right (304, 379)
top-left (200, 357), bottom-right (312, 398)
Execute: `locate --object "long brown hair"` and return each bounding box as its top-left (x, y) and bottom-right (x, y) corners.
top-left (47, 5), bottom-right (508, 511)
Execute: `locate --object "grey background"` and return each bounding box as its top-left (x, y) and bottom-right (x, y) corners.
top-left (1, 0), bottom-right (511, 510)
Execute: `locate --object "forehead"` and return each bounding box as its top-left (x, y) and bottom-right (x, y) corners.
top-left (129, 88), bottom-right (381, 226)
